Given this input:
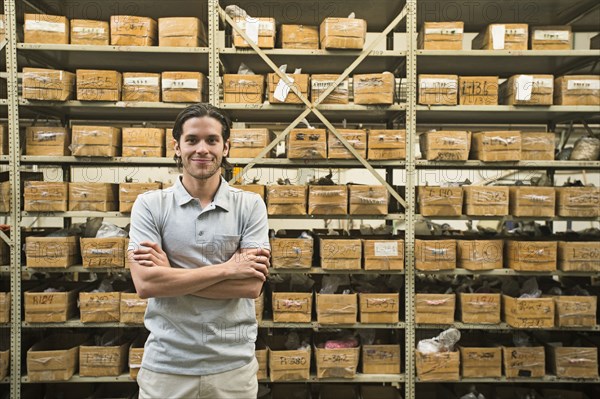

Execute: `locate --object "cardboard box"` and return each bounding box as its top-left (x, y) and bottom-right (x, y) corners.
top-left (158, 17), bottom-right (207, 47)
top-left (122, 72), bottom-right (161, 102)
top-left (531, 26), bottom-right (572, 50)
top-left (316, 293), bottom-right (357, 324)
top-left (500, 74), bottom-right (554, 105)
top-left (418, 21), bottom-right (463, 50)
top-left (165, 128), bottom-right (176, 158)
top-left (0, 345), bottom-right (7, 381)
top-left (0, 291), bottom-right (9, 324)
top-left (22, 68), bottom-right (75, 101)
top-left (255, 341), bottom-right (267, 378)
top-left (558, 241), bottom-right (600, 272)
top-left (472, 24), bottom-right (528, 50)
top-left (288, 128), bottom-right (327, 159)
top-left (79, 290), bottom-right (121, 323)
top-left (280, 24), bottom-right (318, 49)
top-left (471, 131), bottom-right (521, 162)
top-left (418, 186), bottom-right (463, 216)
top-left (308, 185), bottom-right (348, 215)
top-left (509, 186), bottom-right (555, 217)
top-left (459, 293), bottom-right (501, 324)
top-left (320, 238), bottom-right (361, 270)
top-left (348, 185), bottom-right (388, 215)
top-left (459, 346), bottom-right (502, 377)
top-left (416, 350), bottom-right (459, 381)
top-left (320, 17), bottom-right (366, 49)
top-left (503, 295), bottom-right (555, 328)
top-left (420, 130), bottom-right (470, 161)
top-left (24, 282), bottom-right (85, 323)
top-left (459, 76), bottom-right (499, 105)
top-left (231, 184), bottom-right (265, 200)
top-left (415, 293), bottom-right (455, 324)
top-left (119, 182), bottom-right (162, 213)
top-left (367, 129), bottom-right (406, 160)
top-left (25, 236), bottom-right (80, 268)
top-left (162, 71), bottom-right (206, 103)
top-left (122, 146), bottom-right (162, 157)
top-left (122, 127), bottom-right (165, 157)
top-left (128, 336), bottom-right (145, 379)
top-left (229, 128), bottom-right (273, 158)
top-left (457, 239), bottom-right (503, 270)
top-left (548, 345), bottom-right (598, 379)
top-left (76, 69), bottom-right (122, 101)
top-left (71, 125), bottom-right (121, 157)
top-left (502, 346), bottom-right (545, 378)
top-left (27, 334), bottom-right (89, 382)
top-left (268, 336), bottom-right (311, 381)
top-left (521, 132), bottom-right (555, 160)
top-left (110, 15), bottom-right (157, 46)
top-left (314, 344), bottom-right (360, 378)
top-left (79, 339), bottom-right (128, 377)
top-left (25, 126), bottom-right (70, 156)
top-left (418, 74), bottom-right (458, 105)
top-left (267, 185), bottom-right (306, 215)
top-left (70, 19), bottom-right (109, 45)
top-left (23, 181), bottom-right (68, 212)
top-left (359, 293), bottom-right (399, 324)
top-left (232, 17), bottom-right (275, 48)
top-left (24, 13), bottom-right (69, 44)
top-left (69, 182), bottom-right (118, 212)
top-left (81, 237), bottom-right (128, 268)
top-left (255, 292), bottom-right (264, 322)
top-left (120, 292), bottom-right (147, 324)
top-left (556, 187), bottom-right (600, 217)
top-left (311, 74), bottom-right (349, 104)
top-left (271, 292), bottom-right (312, 323)
top-left (267, 73), bottom-right (309, 104)
top-left (270, 237), bottom-right (313, 269)
top-left (328, 129), bottom-right (367, 159)
top-left (353, 73), bottom-right (395, 105)
top-left (463, 185), bottom-right (509, 215)
top-left (362, 344), bottom-right (401, 374)
top-left (363, 239), bottom-right (404, 270)
top-left (554, 75), bottom-right (600, 106)
top-left (0, 125), bottom-right (6, 155)
top-left (222, 74), bottom-right (265, 104)
top-left (506, 240), bottom-right (557, 271)
top-left (555, 295), bottom-right (597, 327)
top-left (415, 239), bottom-right (456, 271)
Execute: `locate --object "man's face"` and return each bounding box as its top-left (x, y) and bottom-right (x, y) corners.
top-left (175, 116), bottom-right (229, 181)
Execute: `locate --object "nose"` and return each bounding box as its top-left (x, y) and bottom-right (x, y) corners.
top-left (194, 141), bottom-right (210, 154)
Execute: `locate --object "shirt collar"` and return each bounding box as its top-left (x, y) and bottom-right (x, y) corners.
top-left (174, 175), bottom-right (231, 212)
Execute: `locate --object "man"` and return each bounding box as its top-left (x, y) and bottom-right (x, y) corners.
top-left (128, 103), bottom-right (270, 399)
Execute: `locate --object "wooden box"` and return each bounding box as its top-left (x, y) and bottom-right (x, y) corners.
top-left (367, 129), bottom-right (406, 160)
top-left (267, 185), bottom-right (306, 215)
top-left (71, 125), bottom-right (121, 157)
top-left (459, 293), bottom-right (501, 324)
top-left (506, 240), bottom-right (557, 271)
top-left (556, 187), bottom-right (600, 217)
top-left (25, 236), bottom-right (80, 268)
top-left (459, 346), bottom-right (502, 377)
top-left (418, 186), bottom-right (463, 217)
top-left (76, 69), bottom-right (122, 101)
top-left (122, 127), bottom-right (165, 158)
top-left (255, 341), bottom-right (267, 379)
top-left (161, 71), bottom-right (206, 103)
top-left (268, 336), bottom-right (311, 381)
top-left (363, 239), bottom-right (404, 271)
top-left (79, 339), bottom-right (128, 377)
top-left (270, 237), bottom-right (313, 269)
top-left (27, 334), bottom-right (89, 382)
top-left (555, 295), bottom-right (597, 327)
top-left (119, 182), bottom-right (162, 213)
top-left (231, 184), bottom-right (265, 200)
top-left (548, 345), bottom-right (598, 379)
top-left (554, 75), bottom-right (600, 106)
top-left (69, 182), bottom-right (118, 212)
top-left (280, 24), bottom-right (319, 49)
top-left (500, 74), bottom-right (554, 105)
top-left (70, 19), bottom-right (109, 45)
top-left (416, 350), bottom-right (459, 381)
top-left (558, 241), bottom-right (600, 272)
top-left (22, 68), bottom-right (75, 101)
top-left (320, 17), bottom-right (366, 49)
top-left (122, 72), bottom-right (161, 102)
top-left (316, 293), bottom-right (358, 324)
top-left (120, 292), bottom-right (147, 324)
top-left (311, 74), bottom-right (349, 104)
top-left (159, 17), bottom-right (207, 47)
top-left (503, 295), bottom-right (555, 328)
top-left (459, 76), bottom-right (499, 105)
top-left (502, 346), bottom-right (545, 378)
top-left (521, 132), bottom-right (555, 160)
top-left (457, 239), bottom-right (503, 270)
top-left (509, 186), bottom-right (556, 217)
top-left (353, 73), bottom-right (395, 105)
top-left (24, 13), bottom-right (69, 44)
top-left (415, 239), bottom-right (456, 271)
top-left (25, 126), bottom-right (70, 156)
top-left (79, 290), bottom-right (121, 323)
top-left (110, 15), bottom-right (157, 46)
top-left (24, 181), bottom-right (68, 212)
top-left (472, 24), bottom-right (528, 50)
top-left (288, 128), bottom-right (327, 159)
top-left (320, 238), bottom-right (361, 270)
top-left (128, 337), bottom-right (145, 380)
top-left (418, 74), bottom-right (458, 105)
top-left (359, 293), bottom-right (399, 324)
top-left (327, 129), bottom-right (367, 159)
top-left (362, 344), bottom-right (401, 374)
top-left (471, 131), bottom-right (521, 162)
top-left (418, 21), bottom-right (463, 50)
top-left (267, 73), bottom-right (309, 104)
top-left (229, 128), bottom-right (273, 158)
top-left (531, 26), bottom-right (572, 50)
top-left (463, 185), bottom-right (509, 216)
top-left (24, 282), bottom-right (85, 323)
top-left (349, 185), bottom-right (388, 215)
top-left (415, 293), bottom-right (455, 324)
top-left (271, 292), bottom-right (312, 323)
top-left (0, 345), bottom-right (7, 381)
top-left (420, 130), bottom-right (470, 161)
top-left (222, 74), bottom-right (265, 104)
top-left (314, 344), bottom-right (360, 378)
top-left (255, 292), bottom-right (264, 322)
top-left (81, 237), bottom-right (128, 268)
top-left (308, 185), bottom-right (348, 215)
top-left (232, 17), bottom-right (275, 48)
top-left (0, 125), bottom-right (6, 155)
top-left (0, 290), bottom-right (9, 324)
top-left (165, 128), bottom-right (176, 159)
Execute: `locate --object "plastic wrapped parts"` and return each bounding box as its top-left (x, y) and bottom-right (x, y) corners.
top-left (267, 73), bottom-right (309, 104)
top-left (327, 129), bottom-right (367, 159)
top-left (308, 185), bottom-right (348, 215)
top-left (417, 186), bottom-right (463, 216)
top-left (119, 182), bottom-right (162, 213)
top-left (509, 186), bottom-right (556, 217)
top-left (506, 240), bottom-right (557, 272)
top-left (418, 74), bottom-right (458, 105)
top-left (502, 294), bottom-right (555, 328)
top-left (161, 72), bottom-right (207, 103)
top-left (24, 13), bottom-right (69, 44)
top-left (415, 293), bottom-right (456, 324)
top-left (348, 185), bottom-right (389, 215)
top-left (320, 17), bottom-right (367, 49)
top-left (459, 345), bottom-right (502, 377)
top-left (25, 236), bottom-right (80, 268)
top-left (471, 131), bottom-right (521, 162)
top-left (311, 74), bottom-right (350, 104)
top-left (70, 19), bottom-right (109, 45)
top-left (320, 238), bottom-right (362, 270)
top-left (158, 17), bottom-right (207, 47)
top-left (316, 293), bottom-right (358, 325)
top-left (558, 241), bottom-right (600, 272)
top-left (22, 68), bottom-right (75, 101)
top-left (68, 182), bottom-right (118, 212)
top-left (500, 74), bottom-right (554, 106)
top-left (502, 345), bottom-right (545, 378)
top-left (122, 127), bottom-right (165, 158)
top-left (521, 132), bottom-right (555, 160)
top-left (548, 344), bottom-right (599, 379)
top-left (280, 24), bottom-right (319, 49)
top-left (232, 16), bottom-right (275, 49)
top-left (457, 239), bottom-right (503, 271)
top-left (415, 239), bottom-right (457, 271)
top-left (267, 185), bottom-right (307, 215)
top-left (223, 74), bottom-right (265, 104)
top-left (288, 128), bottom-right (327, 159)
top-left (367, 129), bottom-right (406, 160)
top-left (363, 239), bottom-right (404, 271)
top-left (556, 187), bottom-right (600, 217)
top-left (418, 21), bottom-right (464, 50)
top-left (27, 334), bottom-right (90, 382)
top-left (359, 292), bottom-right (400, 324)
top-left (76, 69), bottom-right (122, 101)
top-left (530, 26), bottom-right (572, 50)
top-left (25, 126), bottom-right (69, 156)
top-left (459, 292), bottom-right (501, 324)
top-left (570, 136), bottom-right (600, 160)
top-left (110, 15), bottom-right (157, 46)
top-left (79, 332), bottom-right (130, 377)
top-left (353, 73), bottom-right (395, 105)
top-left (463, 186), bottom-right (509, 216)
top-left (314, 333), bottom-right (360, 378)
top-left (122, 72), bottom-right (161, 102)
top-left (420, 130), bottom-right (471, 161)
top-left (229, 128), bottom-right (274, 158)
top-left (472, 23), bottom-right (528, 50)
top-left (23, 181), bottom-right (69, 212)
top-left (270, 234), bottom-right (313, 269)
top-left (267, 333), bottom-right (311, 381)
top-left (459, 76), bottom-right (499, 105)
top-left (554, 75), bottom-right (600, 106)
top-left (70, 125), bottom-right (121, 157)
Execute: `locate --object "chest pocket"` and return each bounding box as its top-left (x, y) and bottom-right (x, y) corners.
top-left (196, 233), bottom-right (241, 263)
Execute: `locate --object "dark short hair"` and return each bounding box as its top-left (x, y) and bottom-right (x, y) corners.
top-left (172, 104), bottom-right (232, 169)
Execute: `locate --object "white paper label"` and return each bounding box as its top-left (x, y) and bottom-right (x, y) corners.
top-left (162, 79), bottom-right (199, 89)
top-left (0, 20), bottom-right (5, 30)
top-left (533, 30), bottom-right (569, 41)
top-left (515, 75), bottom-right (534, 101)
top-left (505, 28), bottom-right (526, 36)
top-left (73, 26), bottom-right (105, 34)
top-left (567, 80), bottom-right (600, 90)
top-left (25, 19), bottom-right (66, 33)
top-left (259, 21), bottom-right (274, 32)
top-left (312, 80), bottom-right (349, 91)
top-left (533, 78), bottom-right (553, 88)
top-left (245, 17), bottom-right (259, 44)
top-left (420, 78), bottom-right (457, 90)
top-left (425, 27), bottom-right (463, 35)
top-left (124, 77), bottom-right (159, 86)
top-left (374, 242), bottom-right (398, 257)
top-left (274, 76), bottom-right (294, 102)
top-left (491, 25), bottom-right (505, 49)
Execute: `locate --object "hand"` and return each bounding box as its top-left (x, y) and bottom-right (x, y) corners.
top-left (225, 248), bottom-right (270, 281)
top-left (132, 241), bottom-right (171, 268)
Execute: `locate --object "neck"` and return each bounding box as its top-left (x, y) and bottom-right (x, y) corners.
top-left (181, 172), bottom-right (222, 207)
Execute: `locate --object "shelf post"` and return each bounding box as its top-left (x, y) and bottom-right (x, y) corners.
top-left (209, 0), bottom-right (220, 106)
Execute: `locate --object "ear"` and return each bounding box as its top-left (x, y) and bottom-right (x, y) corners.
top-left (174, 139), bottom-right (181, 156)
top-left (223, 140), bottom-right (230, 157)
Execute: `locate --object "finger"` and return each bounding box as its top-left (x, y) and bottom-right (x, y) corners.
top-left (252, 263), bottom-right (269, 276)
top-left (133, 247), bottom-right (153, 254)
top-left (133, 253), bottom-right (161, 264)
top-left (136, 260), bottom-right (156, 267)
top-left (140, 241), bottom-right (165, 254)
top-left (252, 271), bottom-right (267, 281)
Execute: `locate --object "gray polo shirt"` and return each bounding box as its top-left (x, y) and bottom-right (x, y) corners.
top-left (128, 176), bottom-right (270, 375)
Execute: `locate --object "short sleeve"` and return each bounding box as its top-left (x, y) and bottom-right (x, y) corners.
top-left (240, 195), bottom-right (270, 251)
top-left (128, 194), bottom-right (163, 252)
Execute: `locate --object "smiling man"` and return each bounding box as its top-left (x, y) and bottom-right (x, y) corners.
top-left (128, 104), bottom-right (270, 399)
